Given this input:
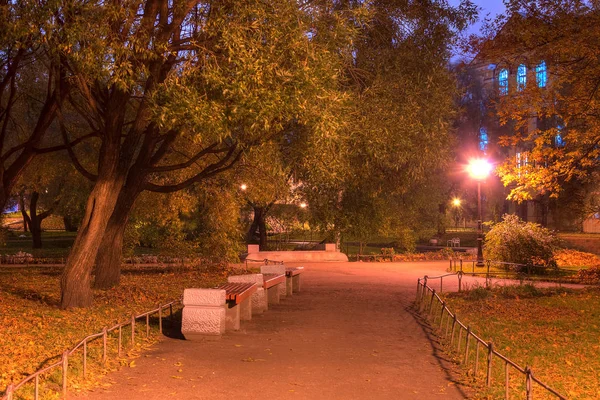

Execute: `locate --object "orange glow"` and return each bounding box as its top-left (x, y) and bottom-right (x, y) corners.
top-left (240, 183), bottom-right (247, 191)
top-left (452, 198), bottom-right (461, 207)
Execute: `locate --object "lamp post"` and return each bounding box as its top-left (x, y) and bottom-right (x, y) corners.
top-left (468, 159), bottom-right (492, 267)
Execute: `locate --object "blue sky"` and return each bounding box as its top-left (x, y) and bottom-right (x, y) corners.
top-left (449, 0), bottom-right (506, 60)
top-left (454, 0), bottom-right (506, 36)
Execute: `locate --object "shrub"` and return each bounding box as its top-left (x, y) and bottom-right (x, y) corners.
top-left (484, 214), bottom-right (559, 267)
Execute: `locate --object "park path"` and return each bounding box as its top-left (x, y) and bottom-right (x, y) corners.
top-left (77, 261), bottom-right (473, 400)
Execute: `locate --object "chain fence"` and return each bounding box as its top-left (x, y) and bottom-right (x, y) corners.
top-left (449, 257), bottom-right (580, 285)
top-left (416, 274), bottom-right (566, 399)
top-left (1, 301), bottom-right (179, 400)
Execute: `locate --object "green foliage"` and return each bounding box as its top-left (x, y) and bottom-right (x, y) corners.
top-left (484, 214), bottom-right (559, 266)
top-left (298, 0), bottom-right (476, 245)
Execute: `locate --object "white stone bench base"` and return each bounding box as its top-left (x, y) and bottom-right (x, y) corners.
top-left (286, 276), bottom-right (293, 296)
top-left (182, 306), bottom-right (226, 339)
top-left (251, 288), bottom-right (268, 313)
top-left (292, 274), bottom-right (301, 292)
top-left (266, 284), bottom-right (281, 304)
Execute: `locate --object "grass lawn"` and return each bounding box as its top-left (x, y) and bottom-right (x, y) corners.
top-left (441, 285), bottom-right (600, 399)
top-left (0, 264), bottom-right (229, 399)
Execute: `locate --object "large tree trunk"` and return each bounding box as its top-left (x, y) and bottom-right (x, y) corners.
top-left (29, 192), bottom-right (43, 249)
top-left (60, 179), bottom-right (125, 308)
top-left (93, 181), bottom-right (142, 289)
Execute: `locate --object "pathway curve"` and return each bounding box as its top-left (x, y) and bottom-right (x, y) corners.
top-left (78, 261), bottom-right (472, 399)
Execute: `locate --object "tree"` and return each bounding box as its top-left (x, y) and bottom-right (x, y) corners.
top-left (299, 0), bottom-right (477, 247)
top-left (15, 152), bottom-right (90, 248)
top-left (0, 2), bottom-right (69, 212)
top-left (474, 1), bottom-right (600, 201)
top-left (55, 0), bottom-right (362, 306)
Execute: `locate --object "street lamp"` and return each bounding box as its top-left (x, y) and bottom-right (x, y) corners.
top-left (451, 198), bottom-right (462, 228)
top-left (467, 159), bottom-right (492, 267)
top-left (240, 183), bottom-right (248, 191)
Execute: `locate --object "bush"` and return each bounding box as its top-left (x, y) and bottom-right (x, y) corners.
top-left (484, 214), bottom-right (559, 267)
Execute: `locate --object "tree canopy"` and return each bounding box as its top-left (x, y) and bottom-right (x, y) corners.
top-left (475, 1), bottom-right (600, 201)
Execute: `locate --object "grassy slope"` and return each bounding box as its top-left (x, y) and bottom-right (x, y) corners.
top-left (442, 286), bottom-right (600, 399)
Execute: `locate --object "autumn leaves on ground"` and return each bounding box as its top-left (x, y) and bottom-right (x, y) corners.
top-left (0, 265), bottom-right (227, 399)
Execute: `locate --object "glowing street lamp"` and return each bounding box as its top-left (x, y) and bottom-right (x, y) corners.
top-left (452, 198), bottom-right (461, 207)
top-left (299, 202), bottom-right (307, 209)
top-left (240, 183), bottom-right (248, 191)
top-left (468, 158), bottom-right (492, 267)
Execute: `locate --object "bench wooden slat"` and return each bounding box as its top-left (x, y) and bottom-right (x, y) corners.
top-left (285, 266), bottom-right (304, 277)
top-left (216, 282), bottom-right (257, 305)
top-left (263, 273), bottom-right (285, 289)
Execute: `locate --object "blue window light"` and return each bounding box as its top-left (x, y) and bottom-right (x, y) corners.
top-left (536, 61), bottom-right (547, 88)
top-left (479, 127), bottom-right (489, 152)
top-left (517, 64), bottom-right (527, 91)
top-left (556, 125), bottom-right (565, 147)
top-left (498, 69), bottom-right (509, 95)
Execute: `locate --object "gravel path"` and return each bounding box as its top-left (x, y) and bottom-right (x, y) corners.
top-left (77, 261), bottom-right (476, 399)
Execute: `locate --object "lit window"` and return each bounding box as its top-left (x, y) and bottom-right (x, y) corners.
top-left (556, 125), bottom-right (565, 147)
top-left (517, 64), bottom-right (527, 91)
top-left (479, 127), bottom-right (489, 152)
top-left (498, 69), bottom-right (509, 95)
top-left (536, 61), bottom-right (547, 88)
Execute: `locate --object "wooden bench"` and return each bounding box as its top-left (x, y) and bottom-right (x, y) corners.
top-left (263, 273), bottom-right (285, 305)
top-left (285, 266), bottom-right (304, 295)
top-left (216, 282), bottom-right (257, 331)
top-left (227, 273), bottom-right (267, 314)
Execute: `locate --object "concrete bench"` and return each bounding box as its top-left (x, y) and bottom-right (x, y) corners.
top-left (263, 273), bottom-right (285, 305)
top-left (228, 273), bottom-right (267, 314)
top-left (181, 283), bottom-right (256, 339)
top-left (261, 265), bottom-right (287, 299)
top-left (285, 266), bottom-right (304, 295)
top-left (217, 282), bottom-right (257, 331)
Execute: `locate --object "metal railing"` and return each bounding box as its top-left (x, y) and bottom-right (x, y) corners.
top-left (1, 301), bottom-right (178, 400)
top-left (244, 258), bottom-right (284, 269)
top-left (449, 258), bottom-right (578, 285)
top-left (416, 274), bottom-right (566, 399)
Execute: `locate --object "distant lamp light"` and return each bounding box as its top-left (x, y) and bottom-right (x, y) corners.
top-left (300, 202), bottom-right (307, 209)
top-left (240, 183), bottom-right (247, 191)
top-left (452, 198), bottom-right (461, 207)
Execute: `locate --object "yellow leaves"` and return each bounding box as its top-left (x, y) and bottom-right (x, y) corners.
top-left (129, 361), bottom-right (136, 368)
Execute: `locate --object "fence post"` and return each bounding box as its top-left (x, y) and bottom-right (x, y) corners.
top-left (450, 314), bottom-right (457, 346)
top-left (416, 278), bottom-right (421, 303)
top-left (429, 289), bottom-right (436, 315)
top-left (486, 341), bottom-right (493, 387)
top-left (146, 314), bottom-right (150, 337)
top-left (440, 276), bottom-right (443, 293)
top-left (449, 259), bottom-right (452, 271)
top-left (62, 350), bottom-right (68, 398)
top-left (6, 383), bottom-right (14, 400)
top-left (83, 340), bottom-right (87, 377)
top-left (118, 325), bottom-right (122, 357)
top-left (131, 314), bottom-right (135, 346)
top-left (458, 271), bottom-right (463, 292)
top-left (525, 366), bottom-right (533, 400)
top-left (464, 326), bottom-right (471, 365)
top-left (440, 302), bottom-right (446, 328)
top-left (102, 327), bottom-right (107, 363)
top-left (460, 258), bottom-right (463, 272)
top-left (158, 304), bottom-right (163, 334)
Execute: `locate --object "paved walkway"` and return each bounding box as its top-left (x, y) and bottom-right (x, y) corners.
top-left (78, 262), bottom-right (475, 399)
